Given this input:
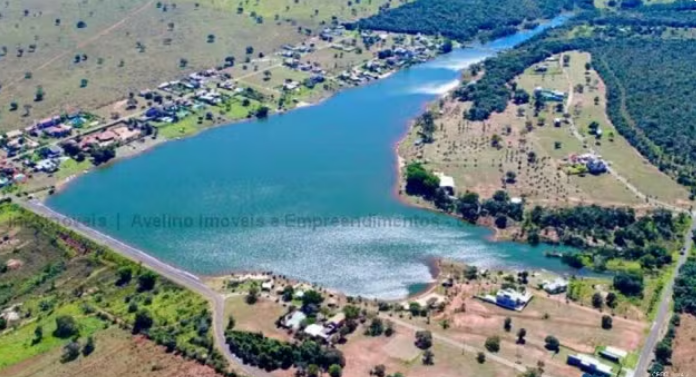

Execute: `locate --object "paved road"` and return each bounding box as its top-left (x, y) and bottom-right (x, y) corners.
top-left (16, 199), bottom-right (271, 377)
top-left (381, 314), bottom-right (560, 377)
top-left (634, 211), bottom-right (696, 376)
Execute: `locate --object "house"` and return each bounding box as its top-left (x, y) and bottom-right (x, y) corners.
top-left (567, 354), bottom-right (613, 377)
top-left (5, 130), bottom-right (22, 140)
top-left (95, 130), bottom-right (118, 146)
top-left (534, 64), bottom-right (549, 73)
top-left (283, 81), bottom-right (300, 91)
top-left (281, 310), bottom-right (307, 330)
top-left (599, 346), bottom-right (627, 362)
top-left (35, 159), bottom-right (58, 173)
top-left (44, 124), bottom-right (72, 138)
top-left (36, 116), bottom-right (62, 129)
top-left (434, 172), bottom-right (455, 196)
top-left (543, 278), bottom-right (568, 294)
top-left (327, 312), bottom-right (345, 328)
top-left (495, 289), bottom-right (532, 311)
top-left (587, 159), bottom-right (607, 175)
top-left (261, 280), bottom-right (274, 291)
top-left (112, 126), bottom-right (141, 143)
top-left (39, 145), bottom-right (64, 159)
top-left (534, 87), bottom-right (566, 102)
top-left (304, 324), bottom-right (329, 340)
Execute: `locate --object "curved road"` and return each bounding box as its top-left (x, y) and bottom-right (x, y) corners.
top-left (18, 199), bottom-right (271, 377)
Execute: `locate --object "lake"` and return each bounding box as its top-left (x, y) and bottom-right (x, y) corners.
top-left (47, 15), bottom-right (581, 298)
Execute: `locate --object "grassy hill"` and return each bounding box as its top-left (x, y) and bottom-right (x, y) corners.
top-left (0, 0), bottom-right (392, 130)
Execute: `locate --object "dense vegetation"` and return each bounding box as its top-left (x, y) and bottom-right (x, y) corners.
top-left (674, 258), bottom-right (696, 314)
top-left (0, 203), bottom-right (229, 374)
top-left (226, 332), bottom-right (345, 372)
top-left (353, 0), bottom-right (590, 41)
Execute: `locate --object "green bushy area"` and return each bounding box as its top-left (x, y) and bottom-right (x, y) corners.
top-left (0, 203), bottom-right (227, 373)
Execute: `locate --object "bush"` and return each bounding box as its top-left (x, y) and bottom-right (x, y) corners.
top-left (544, 335), bottom-right (560, 352)
top-left (485, 336), bottom-right (500, 353)
top-left (476, 352), bottom-right (486, 364)
top-left (601, 315), bottom-right (613, 330)
top-left (415, 330), bottom-right (432, 349)
top-left (82, 336), bottom-right (95, 356)
top-left (61, 341), bottom-right (81, 363)
top-left (613, 272), bottom-right (644, 297)
top-left (54, 315), bottom-right (79, 338)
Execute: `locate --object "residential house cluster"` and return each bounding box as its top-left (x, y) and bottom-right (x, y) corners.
top-left (319, 25), bottom-right (345, 41)
top-left (77, 124), bottom-right (142, 151)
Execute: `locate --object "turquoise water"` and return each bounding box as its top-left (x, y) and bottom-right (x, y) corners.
top-left (47, 16), bottom-right (580, 298)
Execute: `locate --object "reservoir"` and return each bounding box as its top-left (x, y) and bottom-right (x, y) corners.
top-left (47, 15), bottom-right (578, 298)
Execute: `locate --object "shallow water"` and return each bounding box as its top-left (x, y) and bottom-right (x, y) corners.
top-left (48, 16), bottom-right (582, 298)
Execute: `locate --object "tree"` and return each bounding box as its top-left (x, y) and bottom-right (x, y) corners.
top-left (76, 20), bottom-right (87, 29)
top-left (516, 328), bottom-right (527, 344)
top-left (34, 86), bottom-right (44, 102)
top-left (544, 335), bottom-right (560, 352)
top-left (302, 290), bottom-right (324, 307)
top-left (405, 163), bottom-right (439, 198)
top-left (368, 317), bottom-right (384, 336)
top-left (207, 34), bottom-right (216, 43)
top-left (33, 325), bottom-right (43, 344)
top-left (116, 266), bottom-right (133, 286)
top-left (54, 315), bottom-right (79, 338)
top-left (307, 364), bottom-right (320, 377)
top-left (613, 272), bottom-right (644, 297)
top-left (137, 271), bottom-right (157, 291)
top-left (82, 336), bottom-right (95, 356)
top-left (246, 283), bottom-right (259, 304)
top-left (422, 349), bottom-right (434, 365)
top-left (61, 341), bottom-right (81, 362)
top-left (415, 330), bottom-right (432, 349)
top-left (328, 364), bottom-right (342, 377)
top-left (373, 364), bottom-right (386, 377)
top-left (655, 340), bottom-right (672, 364)
top-left (601, 315), bottom-right (613, 330)
top-left (504, 317), bottom-right (512, 332)
top-left (485, 336), bottom-right (500, 353)
top-left (246, 46), bottom-right (254, 55)
top-left (227, 315), bottom-right (236, 330)
top-left (9, 102), bottom-right (18, 111)
top-left (505, 171), bottom-right (516, 184)
top-left (0, 317), bottom-right (6, 330)
top-left (441, 39), bottom-right (453, 54)
top-left (133, 310), bottom-right (154, 334)
top-left (605, 292), bottom-right (617, 308)
top-left (80, 78), bottom-right (88, 88)
top-left (476, 351), bottom-right (486, 364)
top-left (592, 292), bottom-right (604, 309)
top-left (255, 106), bottom-right (270, 119)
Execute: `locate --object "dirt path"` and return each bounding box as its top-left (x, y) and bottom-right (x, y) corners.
top-left (559, 53), bottom-right (683, 213)
top-left (381, 314), bottom-right (561, 377)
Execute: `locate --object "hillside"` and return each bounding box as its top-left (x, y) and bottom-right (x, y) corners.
top-left (0, 0), bottom-right (392, 130)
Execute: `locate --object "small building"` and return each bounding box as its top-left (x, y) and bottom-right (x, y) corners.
top-left (44, 124), bottom-right (72, 138)
top-left (5, 130), bottom-right (22, 139)
top-left (567, 354), bottom-right (613, 377)
top-left (36, 116), bottom-right (62, 129)
top-left (495, 289), bottom-right (532, 311)
top-left (35, 159), bottom-right (58, 173)
top-left (327, 312), bottom-right (345, 328)
top-left (543, 278), bottom-right (568, 294)
top-left (261, 280), bottom-right (274, 291)
top-left (112, 126), bottom-right (141, 143)
top-left (434, 172), bottom-right (456, 196)
top-left (304, 323), bottom-right (329, 340)
top-left (281, 310), bottom-right (307, 330)
top-left (599, 346), bottom-right (628, 362)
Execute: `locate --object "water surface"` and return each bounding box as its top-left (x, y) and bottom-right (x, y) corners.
top-left (48, 16), bottom-right (579, 298)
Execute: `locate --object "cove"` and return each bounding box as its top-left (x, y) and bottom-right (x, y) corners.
top-left (47, 15), bottom-right (579, 299)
